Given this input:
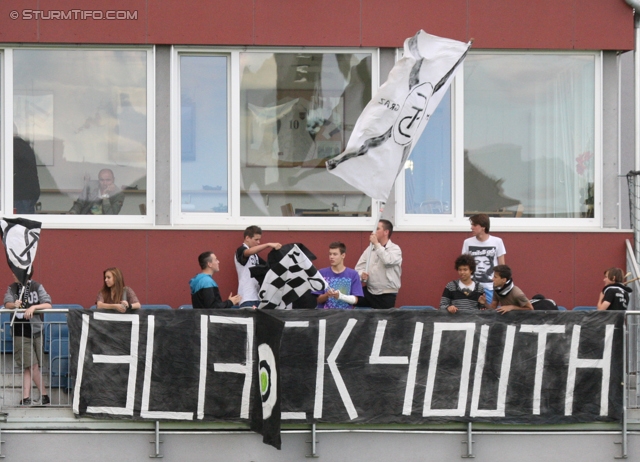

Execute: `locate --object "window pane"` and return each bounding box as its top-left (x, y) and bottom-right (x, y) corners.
top-left (180, 55), bottom-right (228, 213)
top-left (405, 88), bottom-right (451, 214)
top-left (239, 52), bottom-right (372, 217)
top-left (14, 49), bottom-right (147, 215)
top-left (464, 54), bottom-right (595, 218)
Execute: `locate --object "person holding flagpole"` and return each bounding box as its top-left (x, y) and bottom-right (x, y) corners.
top-left (4, 272), bottom-right (52, 405)
top-left (355, 219), bottom-right (402, 309)
top-left (0, 217), bottom-right (47, 405)
top-left (324, 30), bottom-right (467, 309)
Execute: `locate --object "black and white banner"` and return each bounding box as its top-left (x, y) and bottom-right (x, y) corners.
top-left (69, 310), bottom-right (624, 444)
top-left (273, 310), bottom-right (623, 424)
top-left (0, 217), bottom-right (42, 284)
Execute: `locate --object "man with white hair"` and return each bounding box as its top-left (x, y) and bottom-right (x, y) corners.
top-left (68, 168), bottom-right (124, 215)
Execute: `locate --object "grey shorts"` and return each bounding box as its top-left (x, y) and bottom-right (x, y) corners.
top-left (13, 335), bottom-right (42, 369)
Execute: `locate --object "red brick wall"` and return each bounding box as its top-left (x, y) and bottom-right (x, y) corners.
top-left (0, 0), bottom-right (633, 50)
top-left (7, 229), bottom-right (630, 310)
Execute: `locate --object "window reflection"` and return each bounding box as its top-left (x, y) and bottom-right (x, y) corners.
top-left (13, 49), bottom-right (148, 215)
top-left (13, 130), bottom-right (40, 213)
top-left (405, 89), bottom-right (451, 215)
top-left (464, 54), bottom-right (595, 218)
top-left (239, 52), bottom-right (372, 217)
top-left (180, 55), bottom-right (228, 213)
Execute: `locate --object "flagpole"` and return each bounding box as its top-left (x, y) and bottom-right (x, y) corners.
top-left (9, 285), bottom-right (25, 328)
top-left (364, 200), bottom-right (385, 275)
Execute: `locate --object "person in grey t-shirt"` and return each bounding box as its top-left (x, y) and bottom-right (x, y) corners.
top-left (3, 273), bottom-right (52, 405)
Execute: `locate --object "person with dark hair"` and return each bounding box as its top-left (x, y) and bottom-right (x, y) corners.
top-left (191, 251), bottom-right (241, 309)
top-left (4, 273), bottom-right (51, 405)
top-left (355, 219), bottom-right (402, 309)
top-left (440, 254), bottom-right (486, 313)
top-left (490, 264), bottom-right (533, 313)
top-left (96, 267), bottom-right (141, 311)
top-left (530, 294), bottom-right (558, 311)
top-left (462, 214), bottom-right (506, 305)
top-left (234, 226), bottom-right (281, 308)
top-left (597, 267), bottom-right (631, 311)
top-left (13, 134), bottom-right (41, 214)
top-left (314, 242), bottom-right (363, 309)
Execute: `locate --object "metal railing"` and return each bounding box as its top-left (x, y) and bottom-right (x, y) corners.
top-left (0, 309), bottom-right (73, 408)
top-left (0, 306), bottom-right (638, 459)
top-left (627, 171), bottom-right (640, 263)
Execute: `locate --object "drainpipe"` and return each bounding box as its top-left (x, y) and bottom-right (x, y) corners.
top-left (626, 1), bottom-right (640, 167)
top-left (625, 0), bottom-right (640, 259)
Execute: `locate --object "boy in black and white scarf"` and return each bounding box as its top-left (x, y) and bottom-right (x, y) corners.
top-left (490, 265), bottom-right (533, 314)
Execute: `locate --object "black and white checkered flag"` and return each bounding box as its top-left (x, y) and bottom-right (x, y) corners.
top-left (258, 244), bottom-right (327, 310)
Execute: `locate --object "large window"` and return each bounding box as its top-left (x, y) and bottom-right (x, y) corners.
top-left (11, 48), bottom-right (151, 221)
top-left (179, 55), bottom-right (229, 214)
top-left (400, 51), bottom-right (599, 228)
top-left (238, 52), bottom-right (373, 218)
top-left (404, 88), bottom-right (452, 215)
top-left (463, 53), bottom-right (596, 219)
top-left (174, 49), bottom-right (376, 223)
top-left (0, 47), bottom-right (605, 229)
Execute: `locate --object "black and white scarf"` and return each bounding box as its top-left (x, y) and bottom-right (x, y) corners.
top-left (494, 278), bottom-right (514, 297)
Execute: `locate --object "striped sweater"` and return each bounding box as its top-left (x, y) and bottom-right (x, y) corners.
top-left (439, 280), bottom-right (485, 311)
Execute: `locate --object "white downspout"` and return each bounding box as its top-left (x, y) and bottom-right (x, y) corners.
top-left (626, 1), bottom-right (640, 170)
top-left (625, 0), bottom-right (640, 259)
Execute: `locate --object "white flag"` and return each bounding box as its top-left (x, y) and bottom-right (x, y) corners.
top-left (326, 30), bottom-right (471, 202)
top-left (258, 244), bottom-right (327, 310)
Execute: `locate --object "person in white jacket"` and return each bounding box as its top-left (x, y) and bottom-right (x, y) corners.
top-left (355, 219), bottom-right (402, 309)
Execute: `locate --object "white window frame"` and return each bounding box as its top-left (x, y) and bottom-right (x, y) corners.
top-left (170, 49), bottom-right (233, 226)
top-left (395, 50), bottom-right (603, 231)
top-left (170, 46), bottom-right (380, 230)
top-left (2, 46), bottom-right (156, 228)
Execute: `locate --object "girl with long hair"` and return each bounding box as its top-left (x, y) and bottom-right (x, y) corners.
top-left (96, 267), bottom-right (140, 312)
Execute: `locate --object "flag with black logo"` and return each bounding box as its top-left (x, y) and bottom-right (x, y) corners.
top-left (258, 244), bottom-right (327, 310)
top-left (326, 30), bottom-right (471, 202)
top-left (250, 310), bottom-right (285, 449)
top-left (0, 218), bottom-right (42, 285)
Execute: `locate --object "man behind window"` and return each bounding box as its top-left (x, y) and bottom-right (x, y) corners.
top-left (68, 168), bottom-right (124, 215)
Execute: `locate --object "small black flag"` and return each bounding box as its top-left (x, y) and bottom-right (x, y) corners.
top-left (250, 310), bottom-right (285, 449)
top-left (0, 218), bottom-right (42, 284)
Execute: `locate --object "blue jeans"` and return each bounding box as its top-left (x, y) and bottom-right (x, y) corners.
top-left (239, 300), bottom-right (259, 309)
top-left (14, 199), bottom-right (37, 214)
